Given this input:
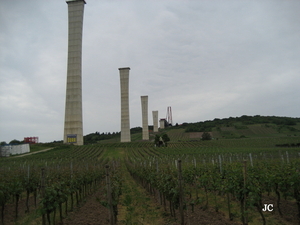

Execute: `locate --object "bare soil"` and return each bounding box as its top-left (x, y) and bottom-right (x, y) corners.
top-left (2, 188), bottom-right (299, 225)
top-left (1, 193), bottom-right (38, 225)
top-left (59, 189), bottom-right (110, 225)
top-left (2, 170), bottom-right (299, 225)
top-left (186, 206), bottom-right (241, 225)
top-left (261, 195), bottom-right (300, 225)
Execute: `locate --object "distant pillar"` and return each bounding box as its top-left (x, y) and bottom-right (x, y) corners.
top-left (119, 67), bottom-right (131, 142)
top-left (152, 111), bottom-right (158, 132)
top-left (141, 96), bottom-right (149, 140)
top-left (63, 0), bottom-right (86, 145)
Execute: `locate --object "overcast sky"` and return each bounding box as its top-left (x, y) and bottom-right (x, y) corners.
top-left (1, 0), bottom-right (299, 143)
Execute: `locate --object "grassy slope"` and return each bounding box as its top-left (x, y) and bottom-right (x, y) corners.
top-left (2, 126), bottom-right (299, 225)
top-left (164, 123), bottom-right (300, 142)
top-left (93, 116), bottom-right (300, 144)
top-left (96, 125), bottom-right (300, 144)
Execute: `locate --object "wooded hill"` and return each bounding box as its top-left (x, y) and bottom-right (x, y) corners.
top-left (83, 115), bottom-right (300, 144)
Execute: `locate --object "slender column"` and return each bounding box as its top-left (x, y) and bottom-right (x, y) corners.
top-left (141, 96), bottom-right (149, 140)
top-left (63, 0), bottom-right (86, 145)
top-left (119, 67), bottom-right (131, 142)
top-left (152, 111), bottom-right (158, 132)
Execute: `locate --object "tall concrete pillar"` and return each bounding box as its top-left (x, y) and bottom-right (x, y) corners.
top-left (63, 0), bottom-right (86, 145)
top-left (152, 111), bottom-right (158, 132)
top-left (119, 67), bottom-right (131, 142)
top-left (141, 96), bottom-right (149, 140)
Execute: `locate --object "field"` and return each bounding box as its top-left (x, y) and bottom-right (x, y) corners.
top-left (1, 131), bottom-right (300, 225)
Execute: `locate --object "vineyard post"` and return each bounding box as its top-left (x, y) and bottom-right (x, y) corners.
top-left (27, 164), bottom-right (30, 180)
top-left (156, 160), bottom-right (161, 204)
top-left (178, 159), bottom-right (185, 225)
top-left (227, 192), bottom-right (233, 221)
top-left (286, 151), bottom-right (289, 163)
top-left (105, 165), bottom-right (115, 225)
top-left (70, 161), bottom-right (73, 178)
top-left (249, 153), bottom-right (253, 167)
top-left (218, 155), bottom-right (222, 174)
top-left (26, 164), bottom-right (30, 213)
top-left (243, 160), bottom-right (248, 225)
top-left (41, 168), bottom-right (46, 225)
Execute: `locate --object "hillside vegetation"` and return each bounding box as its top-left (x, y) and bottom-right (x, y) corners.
top-left (84, 115), bottom-right (300, 144)
top-left (1, 116), bottom-right (300, 225)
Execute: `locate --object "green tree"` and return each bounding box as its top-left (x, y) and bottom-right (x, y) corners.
top-left (202, 132), bottom-right (212, 141)
top-left (154, 135), bottom-right (160, 146)
top-left (9, 139), bottom-right (21, 144)
top-left (162, 133), bottom-right (170, 144)
top-left (154, 135), bottom-right (165, 147)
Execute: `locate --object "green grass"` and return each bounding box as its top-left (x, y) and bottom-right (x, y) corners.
top-left (1, 135), bottom-right (299, 225)
top-left (29, 143), bottom-right (59, 152)
top-left (117, 160), bottom-right (173, 225)
top-left (101, 147), bottom-right (125, 160)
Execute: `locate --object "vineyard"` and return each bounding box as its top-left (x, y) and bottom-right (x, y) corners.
top-left (0, 135), bottom-right (300, 225)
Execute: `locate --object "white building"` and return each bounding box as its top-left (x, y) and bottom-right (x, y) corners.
top-left (0, 144), bottom-right (30, 157)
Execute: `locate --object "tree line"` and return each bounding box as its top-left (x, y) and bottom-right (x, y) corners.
top-left (181, 115), bottom-right (300, 133)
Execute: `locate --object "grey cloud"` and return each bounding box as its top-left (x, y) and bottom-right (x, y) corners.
top-left (0, 0), bottom-right (299, 142)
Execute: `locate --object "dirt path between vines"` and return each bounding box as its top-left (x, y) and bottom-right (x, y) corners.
top-left (117, 161), bottom-right (179, 225)
top-left (10, 147), bottom-right (252, 225)
top-left (118, 169), bottom-right (241, 225)
top-left (14, 148), bottom-right (54, 158)
top-left (59, 187), bottom-right (110, 225)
